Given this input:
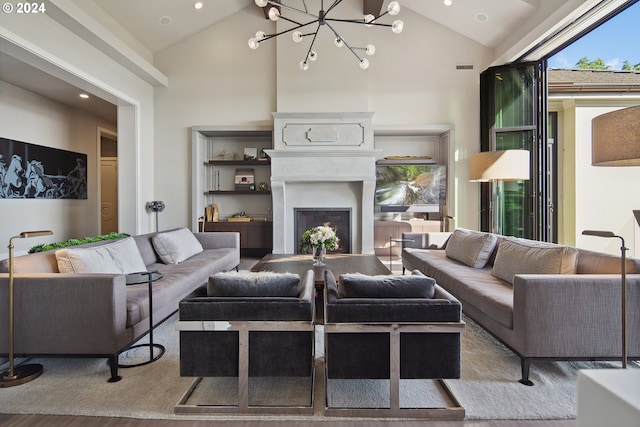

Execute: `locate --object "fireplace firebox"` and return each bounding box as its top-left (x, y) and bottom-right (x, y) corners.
top-left (294, 208), bottom-right (352, 254)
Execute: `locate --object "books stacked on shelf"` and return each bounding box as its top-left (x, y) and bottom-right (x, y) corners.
top-left (205, 203), bottom-right (219, 222)
top-left (234, 168), bottom-right (254, 191)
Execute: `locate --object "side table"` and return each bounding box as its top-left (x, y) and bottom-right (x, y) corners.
top-left (389, 236), bottom-right (414, 271)
top-left (119, 271), bottom-right (166, 368)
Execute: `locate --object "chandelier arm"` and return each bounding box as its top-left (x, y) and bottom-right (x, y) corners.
top-left (302, 25), bottom-right (321, 64)
top-left (325, 0), bottom-right (343, 15)
top-left (325, 22), bottom-right (363, 62)
top-left (261, 20), bottom-right (319, 42)
top-left (266, 0), bottom-right (316, 19)
top-left (326, 18), bottom-right (392, 28)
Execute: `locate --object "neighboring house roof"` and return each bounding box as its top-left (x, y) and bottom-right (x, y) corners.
top-left (548, 69), bottom-right (640, 93)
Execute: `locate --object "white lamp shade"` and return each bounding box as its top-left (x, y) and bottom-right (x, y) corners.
top-left (469, 149), bottom-right (530, 182)
top-left (591, 105), bottom-right (640, 166)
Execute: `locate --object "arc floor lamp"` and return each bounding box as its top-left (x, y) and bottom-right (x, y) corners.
top-left (1, 230), bottom-right (53, 387)
top-left (582, 104), bottom-right (640, 369)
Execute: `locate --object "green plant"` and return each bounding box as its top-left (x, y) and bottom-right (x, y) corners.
top-left (28, 232), bottom-right (130, 253)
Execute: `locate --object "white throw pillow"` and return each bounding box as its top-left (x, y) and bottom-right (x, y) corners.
top-left (445, 228), bottom-right (498, 268)
top-left (55, 237), bottom-right (147, 274)
top-left (152, 228), bottom-right (203, 264)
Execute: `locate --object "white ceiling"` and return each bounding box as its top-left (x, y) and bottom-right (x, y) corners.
top-left (0, 0), bottom-right (590, 123)
top-left (91, 0), bottom-right (540, 53)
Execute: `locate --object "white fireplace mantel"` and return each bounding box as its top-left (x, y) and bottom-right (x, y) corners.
top-left (269, 112), bottom-right (377, 254)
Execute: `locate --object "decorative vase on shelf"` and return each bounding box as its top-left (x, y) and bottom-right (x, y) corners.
top-left (313, 245), bottom-right (327, 266)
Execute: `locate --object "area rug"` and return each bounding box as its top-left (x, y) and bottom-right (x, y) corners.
top-left (0, 314), bottom-right (626, 420)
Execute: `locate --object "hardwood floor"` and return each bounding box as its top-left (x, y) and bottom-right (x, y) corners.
top-left (0, 414), bottom-right (577, 426)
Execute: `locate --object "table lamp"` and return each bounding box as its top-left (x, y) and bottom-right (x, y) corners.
top-left (1, 230), bottom-right (53, 387)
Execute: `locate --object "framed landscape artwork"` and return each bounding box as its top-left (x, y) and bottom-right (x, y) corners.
top-left (0, 137), bottom-right (87, 199)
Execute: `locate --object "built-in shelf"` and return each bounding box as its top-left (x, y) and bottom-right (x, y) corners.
top-left (376, 158), bottom-right (439, 165)
top-left (206, 159), bottom-right (270, 165)
top-left (205, 190), bottom-right (271, 195)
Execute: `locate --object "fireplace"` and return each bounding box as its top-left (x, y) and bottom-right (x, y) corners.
top-left (266, 112), bottom-right (377, 254)
top-left (295, 208), bottom-right (352, 254)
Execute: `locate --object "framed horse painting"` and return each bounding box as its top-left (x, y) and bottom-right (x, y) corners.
top-left (0, 137), bottom-right (87, 199)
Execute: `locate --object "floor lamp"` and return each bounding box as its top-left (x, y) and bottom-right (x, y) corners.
top-left (1, 230), bottom-right (53, 388)
top-left (468, 149), bottom-right (530, 234)
top-left (584, 104), bottom-right (640, 369)
top-left (147, 201), bottom-right (165, 232)
top-left (582, 230), bottom-right (628, 368)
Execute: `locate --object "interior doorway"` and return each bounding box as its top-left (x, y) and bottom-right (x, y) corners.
top-left (99, 128), bottom-right (118, 234)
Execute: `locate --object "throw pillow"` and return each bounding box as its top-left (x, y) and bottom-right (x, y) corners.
top-left (208, 271), bottom-right (302, 297)
top-left (445, 228), bottom-right (498, 268)
top-left (491, 237), bottom-right (579, 285)
top-left (152, 228), bottom-right (203, 264)
top-left (55, 237), bottom-right (147, 274)
top-left (338, 273), bottom-right (436, 299)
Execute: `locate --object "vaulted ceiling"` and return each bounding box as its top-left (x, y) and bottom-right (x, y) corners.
top-left (0, 0), bottom-right (632, 122)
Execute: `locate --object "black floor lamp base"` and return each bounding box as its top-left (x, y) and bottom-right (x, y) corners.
top-left (0, 363), bottom-right (43, 388)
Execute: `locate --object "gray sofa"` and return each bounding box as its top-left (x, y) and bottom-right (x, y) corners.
top-left (402, 228), bottom-right (640, 385)
top-left (0, 228), bottom-right (240, 382)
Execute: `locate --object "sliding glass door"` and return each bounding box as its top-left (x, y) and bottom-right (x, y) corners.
top-left (479, 61), bottom-right (555, 241)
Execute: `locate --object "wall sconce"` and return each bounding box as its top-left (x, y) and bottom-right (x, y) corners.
top-left (1, 230), bottom-right (53, 388)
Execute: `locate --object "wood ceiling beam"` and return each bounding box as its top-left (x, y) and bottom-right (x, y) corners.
top-left (363, 0), bottom-right (384, 17)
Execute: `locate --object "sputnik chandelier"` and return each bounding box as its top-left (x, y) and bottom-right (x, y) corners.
top-left (248, 0), bottom-right (404, 71)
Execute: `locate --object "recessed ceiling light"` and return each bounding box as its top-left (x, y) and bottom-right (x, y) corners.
top-left (194, 1), bottom-right (203, 9)
top-left (159, 16), bottom-right (172, 25)
top-left (79, 93), bottom-right (90, 99)
top-left (476, 13), bottom-right (489, 23)
top-left (443, 0), bottom-right (452, 6)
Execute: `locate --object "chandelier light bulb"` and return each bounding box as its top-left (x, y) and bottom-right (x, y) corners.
top-left (248, 37), bottom-right (260, 49)
top-left (268, 7), bottom-right (280, 21)
top-left (392, 20), bottom-right (404, 34)
top-left (387, 1), bottom-right (400, 15)
top-left (364, 14), bottom-right (375, 27)
top-left (249, 0), bottom-right (405, 71)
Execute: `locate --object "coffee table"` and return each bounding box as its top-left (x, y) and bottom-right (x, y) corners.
top-left (252, 254), bottom-right (390, 322)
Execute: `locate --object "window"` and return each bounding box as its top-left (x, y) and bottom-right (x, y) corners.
top-left (479, 62), bottom-right (555, 240)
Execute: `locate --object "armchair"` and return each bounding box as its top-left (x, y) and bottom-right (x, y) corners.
top-left (323, 270), bottom-right (465, 419)
top-left (175, 270), bottom-right (315, 415)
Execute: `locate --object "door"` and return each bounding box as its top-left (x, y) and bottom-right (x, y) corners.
top-left (100, 157), bottom-right (118, 234)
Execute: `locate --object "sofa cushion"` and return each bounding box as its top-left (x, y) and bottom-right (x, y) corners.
top-left (445, 228), bottom-right (498, 268)
top-left (152, 228), bottom-right (203, 264)
top-left (338, 273), bottom-right (436, 299)
top-left (492, 237), bottom-right (579, 285)
top-left (55, 237), bottom-right (147, 274)
top-left (208, 271), bottom-right (302, 297)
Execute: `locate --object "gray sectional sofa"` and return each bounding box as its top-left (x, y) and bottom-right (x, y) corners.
top-left (0, 228), bottom-right (240, 382)
top-left (402, 228), bottom-right (640, 385)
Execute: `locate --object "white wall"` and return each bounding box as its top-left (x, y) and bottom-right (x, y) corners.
top-left (575, 104), bottom-right (640, 257)
top-left (0, 5), bottom-right (158, 239)
top-left (0, 81), bottom-right (116, 258)
top-left (556, 100), bottom-right (640, 257)
top-left (153, 5), bottom-right (493, 231)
